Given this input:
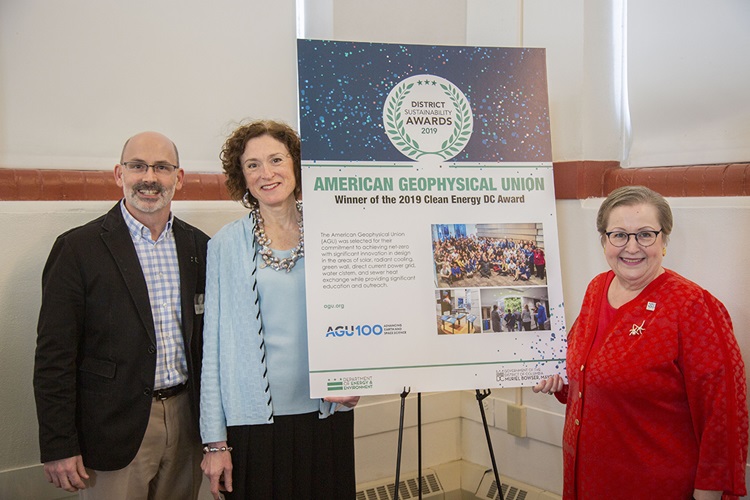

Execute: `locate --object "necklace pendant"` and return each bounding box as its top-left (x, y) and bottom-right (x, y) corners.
top-left (251, 201), bottom-right (305, 273)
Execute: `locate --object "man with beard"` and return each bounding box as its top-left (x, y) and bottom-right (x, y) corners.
top-left (34, 132), bottom-right (209, 499)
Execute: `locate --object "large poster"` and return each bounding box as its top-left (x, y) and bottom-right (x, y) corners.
top-left (298, 39), bottom-right (566, 397)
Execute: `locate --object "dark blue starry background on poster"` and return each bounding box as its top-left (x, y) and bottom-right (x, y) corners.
top-left (297, 39), bottom-right (551, 163)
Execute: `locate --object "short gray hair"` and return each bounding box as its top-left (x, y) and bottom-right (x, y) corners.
top-left (596, 185), bottom-right (672, 244)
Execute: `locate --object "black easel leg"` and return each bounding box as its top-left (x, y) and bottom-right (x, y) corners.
top-left (476, 389), bottom-right (504, 500)
top-left (394, 387), bottom-right (410, 500)
top-left (418, 392), bottom-right (422, 499)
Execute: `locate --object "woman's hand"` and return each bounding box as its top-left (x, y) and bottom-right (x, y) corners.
top-left (532, 374), bottom-right (564, 395)
top-left (324, 396), bottom-right (360, 408)
top-left (201, 441), bottom-right (233, 500)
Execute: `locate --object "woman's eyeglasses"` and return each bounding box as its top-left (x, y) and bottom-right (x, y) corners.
top-left (605, 230), bottom-right (662, 247)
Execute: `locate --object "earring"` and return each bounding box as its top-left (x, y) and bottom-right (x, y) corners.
top-left (662, 247), bottom-right (667, 257)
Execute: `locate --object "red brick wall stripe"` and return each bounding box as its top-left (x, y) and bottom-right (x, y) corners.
top-left (552, 161), bottom-right (749, 199)
top-left (0, 163), bottom-right (748, 201)
top-left (0, 169), bottom-right (231, 201)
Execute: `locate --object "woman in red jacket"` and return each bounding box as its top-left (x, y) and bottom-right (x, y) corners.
top-left (533, 247), bottom-right (546, 280)
top-left (534, 186), bottom-right (747, 500)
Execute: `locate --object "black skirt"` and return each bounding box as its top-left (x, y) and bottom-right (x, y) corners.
top-left (225, 410), bottom-right (356, 499)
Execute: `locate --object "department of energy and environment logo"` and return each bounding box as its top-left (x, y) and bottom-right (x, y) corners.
top-left (327, 376), bottom-right (373, 391)
top-left (383, 74), bottom-right (473, 161)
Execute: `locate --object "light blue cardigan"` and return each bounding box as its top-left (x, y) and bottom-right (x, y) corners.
top-left (199, 214), bottom-right (336, 444)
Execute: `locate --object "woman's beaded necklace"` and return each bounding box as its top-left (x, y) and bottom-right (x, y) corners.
top-left (251, 200), bottom-right (304, 272)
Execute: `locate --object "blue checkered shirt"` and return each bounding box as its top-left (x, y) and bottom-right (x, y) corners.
top-left (121, 201), bottom-right (187, 390)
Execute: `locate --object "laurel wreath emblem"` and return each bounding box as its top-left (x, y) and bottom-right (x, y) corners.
top-left (439, 84), bottom-right (472, 159)
top-left (384, 79), bottom-right (472, 161)
top-left (384, 83), bottom-right (421, 158)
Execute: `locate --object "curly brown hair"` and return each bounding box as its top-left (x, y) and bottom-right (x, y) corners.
top-left (220, 120), bottom-right (302, 205)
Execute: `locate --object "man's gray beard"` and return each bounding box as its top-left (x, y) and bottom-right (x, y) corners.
top-left (127, 181), bottom-right (175, 213)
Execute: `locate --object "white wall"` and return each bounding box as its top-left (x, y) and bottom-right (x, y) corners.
top-left (0, 0), bottom-right (621, 170)
top-left (626, 0), bottom-right (750, 167)
top-left (2, 1), bottom-right (747, 169)
top-left (0, 0), bottom-right (300, 171)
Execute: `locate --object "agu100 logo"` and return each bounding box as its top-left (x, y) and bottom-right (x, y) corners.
top-left (325, 324), bottom-right (384, 337)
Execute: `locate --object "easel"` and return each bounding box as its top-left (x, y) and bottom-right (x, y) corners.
top-left (392, 388), bottom-right (504, 500)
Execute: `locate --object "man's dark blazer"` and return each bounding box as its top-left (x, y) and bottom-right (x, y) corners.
top-left (34, 202), bottom-right (209, 471)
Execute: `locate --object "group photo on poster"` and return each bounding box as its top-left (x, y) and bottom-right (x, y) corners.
top-left (432, 222), bottom-right (547, 288)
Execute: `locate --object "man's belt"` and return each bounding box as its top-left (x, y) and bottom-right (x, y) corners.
top-left (153, 383), bottom-right (187, 400)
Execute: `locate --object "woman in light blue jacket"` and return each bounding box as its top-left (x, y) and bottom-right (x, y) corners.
top-left (200, 120), bottom-right (359, 500)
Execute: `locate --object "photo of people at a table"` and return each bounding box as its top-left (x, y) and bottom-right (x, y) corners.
top-left (432, 222), bottom-right (546, 289)
top-left (436, 288), bottom-right (481, 335)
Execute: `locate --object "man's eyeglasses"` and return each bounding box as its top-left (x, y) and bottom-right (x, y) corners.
top-left (122, 161), bottom-right (179, 175)
top-left (605, 230), bottom-right (662, 247)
